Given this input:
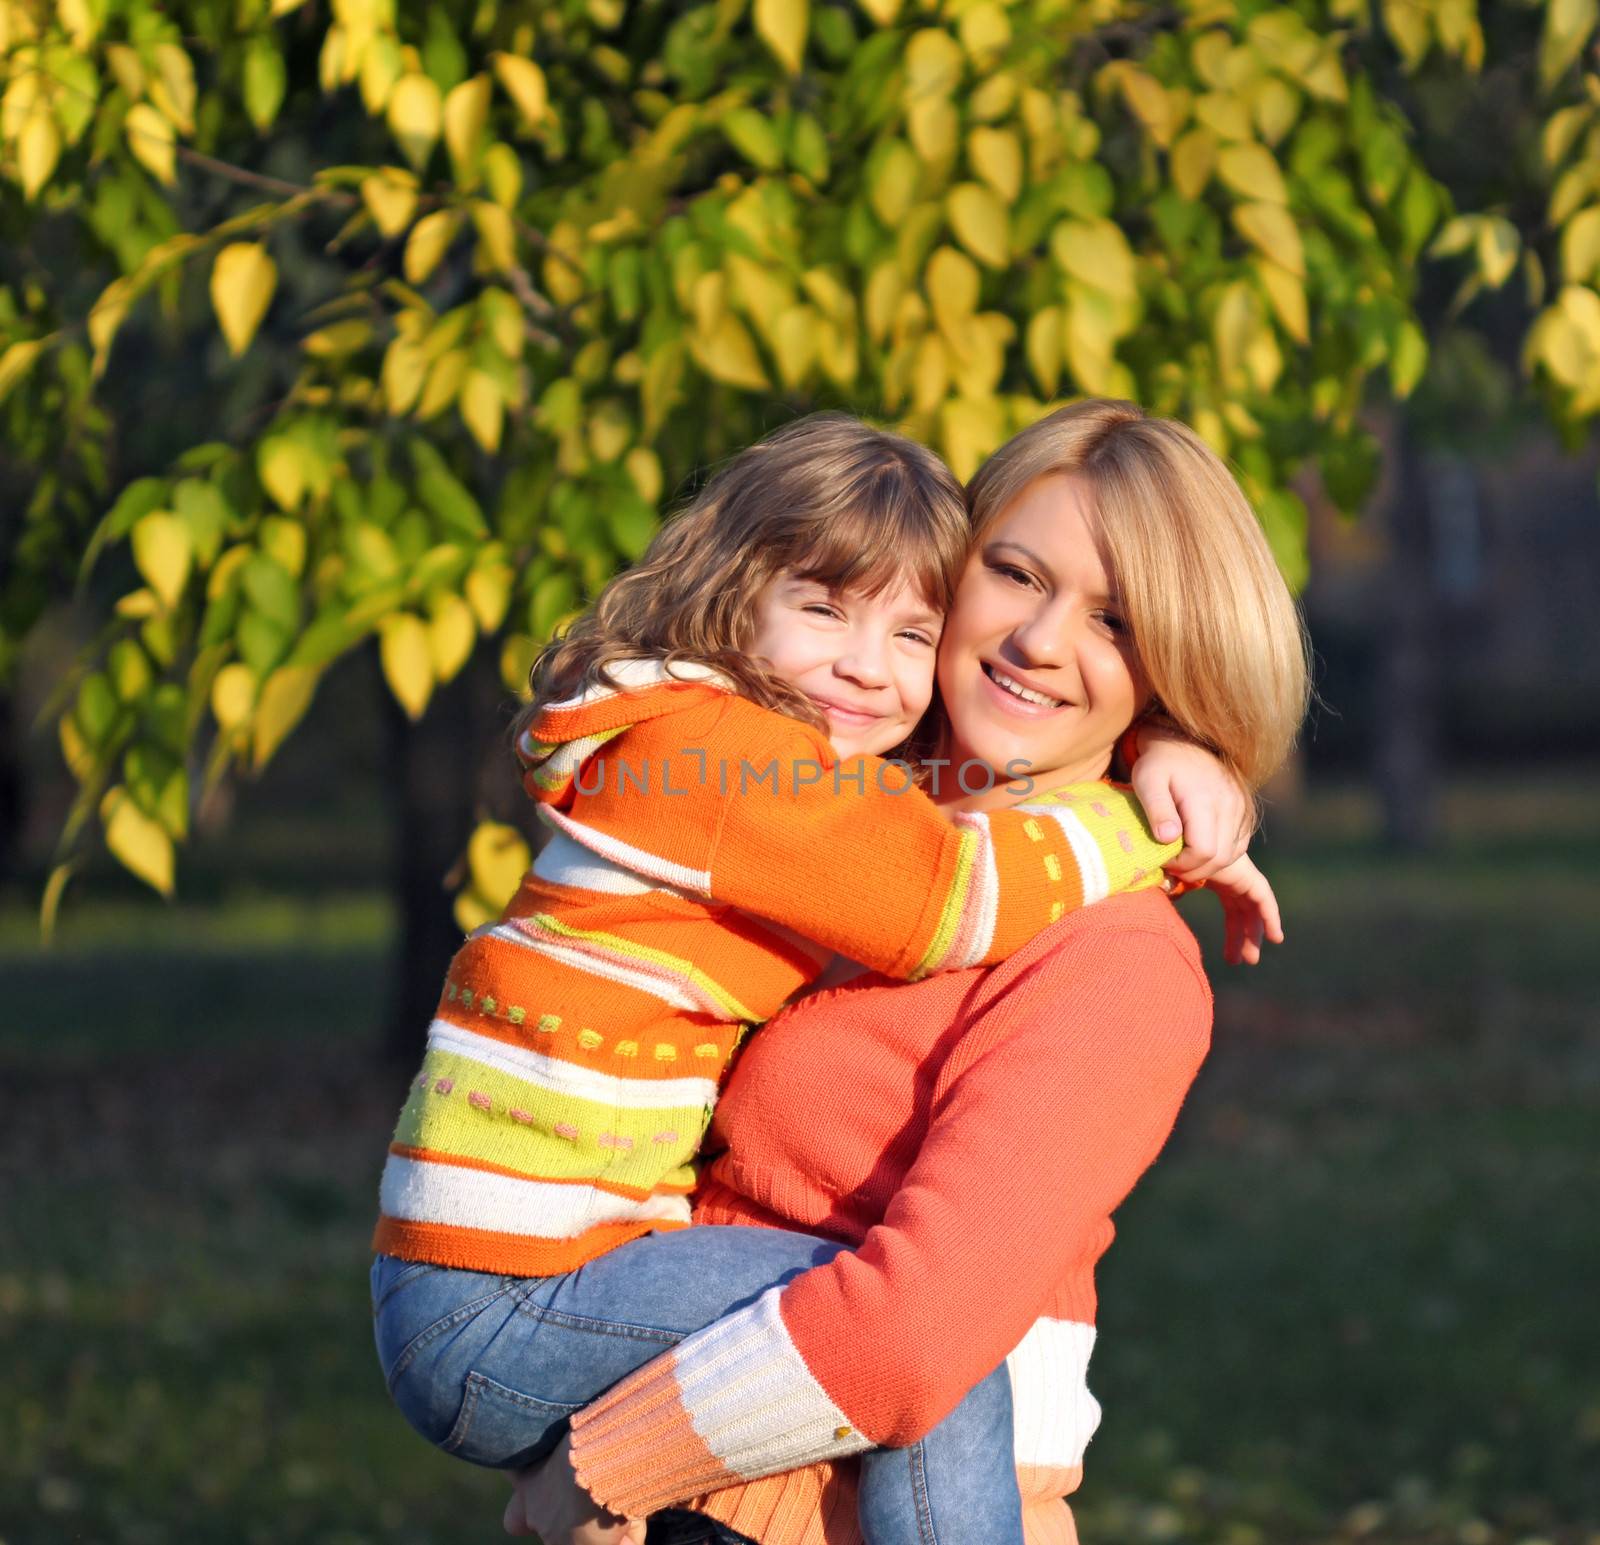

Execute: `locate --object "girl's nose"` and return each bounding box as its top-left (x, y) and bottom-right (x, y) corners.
top-left (836, 635), bottom-right (889, 687)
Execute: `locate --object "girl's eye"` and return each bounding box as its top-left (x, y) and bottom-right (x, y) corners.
top-left (899, 630), bottom-right (936, 647)
top-left (802, 603), bottom-right (839, 618)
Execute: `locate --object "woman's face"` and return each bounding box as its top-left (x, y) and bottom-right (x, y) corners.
top-left (936, 472), bottom-right (1148, 799)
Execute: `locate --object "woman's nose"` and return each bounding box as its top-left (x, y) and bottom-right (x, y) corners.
top-left (1010, 601), bottom-right (1071, 668)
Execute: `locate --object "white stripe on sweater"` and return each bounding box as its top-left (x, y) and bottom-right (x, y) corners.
top-left (673, 1287), bottom-right (874, 1478)
top-left (427, 1019), bottom-right (718, 1110)
top-left (1024, 805), bottom-right (1111, 904)
top-left (948, 809), bottom-right (1002, 969)
top-left (379, 1152), bottom-right (692, 1237)
top-left (534, 830), bottom-right (684, 897)
top-left (483, 924), bottom-right (710, 1015)
top-left (537, 805), bottom-right (713, 897)
top-left (1006, 1316), bottom-right (1101, 1470)
top-left (542, 658), bottom-right (730, 711)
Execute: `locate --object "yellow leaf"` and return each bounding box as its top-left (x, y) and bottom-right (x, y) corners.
top-left (1543, 103), bottom-right (1592, 170)
top-left (405, 209), bottom-right (463, 285)
top-left (0, 338), bottom-right (45, 405)
top-left (460, 369), bottom-right (504, 452)
top-left (1063, 291), bottom-right (1117, 394)
top-left (1234, 202), bottom-right (1305, 276)
top-left (1194, 91), bottom-right (1253, 142)
top-left (252, 665), bottom-right (319, 768)
top-left (483, 142), bottom-right (523, 209)
top-left (381, 336), bottom-right (429, 415)
top-left (1118, 66), bottom-right (1175, 148)
top-left (358, 33), bottom-right (403, 114)
top-left (258, 437), bottom-right (308, 512)
top-left (454, 886), bottom-right (498, 932)
top-left (471, 201), bottom-right (516, 272)
top-left (865, 260), bottom-right (904, 344)
top-left (211, 662), bottom-right (257, 730)
top-left (500, 633), bottom-right (538, 696)
top-left (387, 73), bottom-right (442, 173)
top-left (1475, 216), bottom-right (1519, 288)
top-left (468, 819), bottom-right (532, 908)
top-left (869, 140), bottom-right (919, 227)
top-left (623, 447), bottom-right (663, 506)
top-left (444, 74), bottom-right (492, 185)
top-left (1025, 306), bottom-right (1063, 397)
top-left (18, 111), bottom-right (60, 200)
top-left (1252, 77), bottom-right (1301, 145)
top-left (492, 52), bottom-right (550, 131)
top-left (910, 333), bottom-right (950, 413)
top-left (815, 314), bottom-right (859, 387)
top-left (1562, 206), bottom-right (1600, 282)
top-left (131, 512), bottom-right (193, 609)
top-left (1213, 279), bottom-right (1258, 385)
top-left (688, 312), bottom-right (769, 390)
top-left (958, 3), bottom-right (1010, 63)
top-left (417, 347), bottom-right (468, 419)
top-left (1051, 219), bottom-right (1138, 301)
top-left (859, 0), bottom-right (902, 22)
top-left (968, 126), bottom-right (1023, 203)
top-left (905, 28), bottom-right (964, 99)
top-left (103, 787), bottom-right (174, 897)
top-left (771, 304), bottom-right (818, 388)
top-left (1218, 143), bottom-right (1289, 204)
top-left (125, 103), bottom-right (176, 185)
top-left (755, 0), bottom-right (808, 73)
top-left (947, 182), bottom-right (1010, 269)
top-left (426, 594), bottom-right (477, 684)
top-left (466, 560), bottom-right (514, 631)
top-left (939, 395), bottom-right (1006, 482)
top-left (908, 96), bottom-right (959, 163)
top-left (380, 613), bottom-right (434, 719)
top-left (361, 167), bottom-right (419, 236)
top-left (1255, 258), bottom-right (1310, 343)
top-left (210, 243), bottom-right (278, 357)
top-left (1171, 126), bottom-right (1218, 200)
top-left (151, 42), bottom-right (197, 134)
top-left (925, 245), bottom-right (980, 340)
top-left (1540, 0), bottom-right (1598, 89)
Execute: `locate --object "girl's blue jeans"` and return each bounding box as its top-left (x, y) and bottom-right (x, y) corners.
top-left (371, 1224), bottom-right (1024, 1545)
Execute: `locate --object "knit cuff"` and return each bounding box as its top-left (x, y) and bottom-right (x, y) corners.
top-left (568, 1286), bottom-right (873, 1518)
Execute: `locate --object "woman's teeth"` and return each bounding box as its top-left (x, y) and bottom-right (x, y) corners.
top-left (985, 664), bottom-right (1064, 708)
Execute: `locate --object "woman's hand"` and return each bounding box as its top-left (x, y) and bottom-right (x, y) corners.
top-left (1129, 724), bottom-right (1254, 883)
top-left (1202, 854), bottom-right (1283, 966)
top-left (503, 1432), bottom-right (647, 1545)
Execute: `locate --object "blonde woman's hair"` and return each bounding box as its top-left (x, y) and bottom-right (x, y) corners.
top-left (966, 399), bottom-right (1310, 794)
top-left (520, 414), bottom-right (969, 739)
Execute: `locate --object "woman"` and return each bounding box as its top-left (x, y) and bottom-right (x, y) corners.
top-left (509, 399), bottom-right (1309, 1545)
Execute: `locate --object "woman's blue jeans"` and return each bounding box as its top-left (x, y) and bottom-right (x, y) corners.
top-left (371, 1224), bottom-right (1023, 1545)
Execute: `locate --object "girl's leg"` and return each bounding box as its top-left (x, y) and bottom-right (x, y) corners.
top-left (372, 1226), bottom-right (845, 1470)
top-left (856, 1361), bottom-right (1025, 1545)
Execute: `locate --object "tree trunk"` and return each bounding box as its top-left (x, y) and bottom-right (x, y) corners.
top-left (378, 651), bottom-right (482, 1067)
top-left (1374, 411), bottom-right (1439, 851)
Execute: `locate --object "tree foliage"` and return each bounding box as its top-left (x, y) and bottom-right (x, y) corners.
top-left (3, 0), bottom-right (1598, 915)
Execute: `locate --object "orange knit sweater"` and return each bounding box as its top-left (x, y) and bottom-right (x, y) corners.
top-left (568, 890), bottom-right (1214, 1545)
top-left (374, 665), bottom-right (1178, 1278)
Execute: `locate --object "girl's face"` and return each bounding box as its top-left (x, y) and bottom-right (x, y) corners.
top-left (749, 573), bottom-right (943, 758)
top-left (936, 472), bottom-right (1149, 802)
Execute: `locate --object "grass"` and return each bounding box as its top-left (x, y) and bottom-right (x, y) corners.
top-left (2, 773), bottom-right (1596, 1544)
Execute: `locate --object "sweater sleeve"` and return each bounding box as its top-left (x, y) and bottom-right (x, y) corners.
top-left (566, 928), bottom-right (1213, 1515)
top-left (695, 701), bottom-right (1178, 979)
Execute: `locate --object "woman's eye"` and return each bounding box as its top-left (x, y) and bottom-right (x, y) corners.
top-left (1096, 611), bottom-right (1127, 636)
top-left (991, 562), bottom-right (1034, 587)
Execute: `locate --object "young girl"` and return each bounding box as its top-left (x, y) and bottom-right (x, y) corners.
top-left (370, 415), bottom-right (1267, 1545)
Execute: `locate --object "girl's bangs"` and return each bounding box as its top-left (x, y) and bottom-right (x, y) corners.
top-left (784, 498), bottom-right (963, 612)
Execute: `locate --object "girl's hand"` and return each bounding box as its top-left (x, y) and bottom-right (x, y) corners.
top-left (503, 1433), bottom-right (648, 1545)
top-left (1203, 855), bottom-right (1283, 966)
top-left (1129, 724), bottom-right (1253, 883)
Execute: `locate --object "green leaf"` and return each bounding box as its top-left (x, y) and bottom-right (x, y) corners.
top-left (409, 439), bottom-right (488, 537)
top-left (723, 108), bottom-right (785, 171)
top-left (243, 35), bottom-right (287, 131)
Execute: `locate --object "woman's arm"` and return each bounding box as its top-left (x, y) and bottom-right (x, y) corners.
top-left (564, 923), bottom-right (1213, 1517)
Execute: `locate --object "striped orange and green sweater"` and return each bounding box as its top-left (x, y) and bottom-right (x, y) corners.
top-left (372, 661), bottom-right (1178, 1277)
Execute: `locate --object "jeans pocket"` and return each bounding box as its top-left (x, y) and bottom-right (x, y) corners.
top-left (443, 1370), bottom-right (582, 1469)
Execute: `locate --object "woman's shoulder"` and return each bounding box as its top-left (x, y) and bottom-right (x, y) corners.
top-left (970, 889), bottom-right (1212, 1025)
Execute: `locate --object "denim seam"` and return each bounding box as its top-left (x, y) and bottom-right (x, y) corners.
top-left (387, 1283), bottom-right (522, 1387)
top-left (910, 1439), bottom-right (937, 1545)
top-left (511, 1295), bottom-right (684, 1345)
